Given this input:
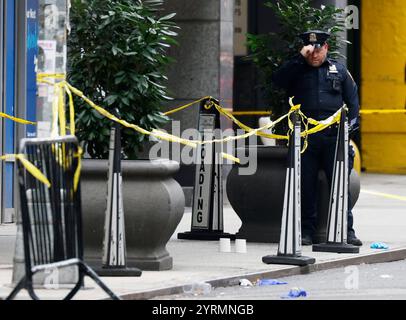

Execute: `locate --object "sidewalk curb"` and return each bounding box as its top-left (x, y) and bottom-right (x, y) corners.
top-left (119, 247), bottom-right (406, 300)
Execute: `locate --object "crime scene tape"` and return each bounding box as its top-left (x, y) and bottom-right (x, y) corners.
top-left (36, 72), bottom-right (371, 169)
top-left (37, 75), bottom-right (292, 149)
top-left (36, 73), bottom-right (406, 164)
top-left (0, 112), bottom-right (36, 125)
top-left (165, 94), bottom-right (342, 141)
top-left (0, 74), bottom-right (80, 189)
top-left (0, 74), bottom-right (66, 125)
top-left (228, 111), bottom-right (272, 116)
top-left (73, 147), bottom-right (83, 191)
top-left (0, 101), bottom-right (43, 186)
top-left (163, 96), bottom-right (212, 116)
top-left (208, 97), bottom-right (341, 152)
top-left (37, 74), bottom-right (347, 143)
top-left (38, 75), bottom-right (198, 147)
top-left (360, 109), bottom-right (406, 115)
top-left (66, 82), bottom-right (302, 147)
top-left (2, 73), bottom-right (400, 188)
top-left (38, 76), bottom-right (277, 166)
top-left (36, 73), bottom-right (352, 167)
top-left (0, 149), bottom-right (81, 190)
top-left (0, 154), bottom-right (51, 187)
top-left (219, 108), bottom-right (406, 116)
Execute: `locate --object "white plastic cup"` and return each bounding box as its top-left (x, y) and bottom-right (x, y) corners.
top-left (235, 239), bottom-right (247, 253)
top-left (219, 238), bottom-right (231, 253)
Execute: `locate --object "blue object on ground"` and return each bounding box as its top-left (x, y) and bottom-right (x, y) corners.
top-left (257, 279), bottom-right (288, 286)
top-left (281, 287), bottom-right (307, 299)
top-left (370, 242), bottom-right (389, 249)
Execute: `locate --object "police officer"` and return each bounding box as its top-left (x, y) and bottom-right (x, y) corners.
top-left (272, 30), bottom-right (362, 246)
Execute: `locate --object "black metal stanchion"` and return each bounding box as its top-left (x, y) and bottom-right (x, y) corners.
top-left (178, 98), bottom-right (233, 241)
top-left (262, 110), bottom-right (316, 266)
top-left (96, 110), bottom-right (142, 276)
top-left (313, 108), bottom-right (359, 254)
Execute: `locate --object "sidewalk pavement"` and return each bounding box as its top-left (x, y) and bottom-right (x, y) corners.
top-left (0, 173), bottom-right (405, 300)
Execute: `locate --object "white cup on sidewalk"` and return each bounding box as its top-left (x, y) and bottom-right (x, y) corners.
top-left (219, 238), bottom-right (231, 253)
top-left (235, 239), bottom-right (247, 253)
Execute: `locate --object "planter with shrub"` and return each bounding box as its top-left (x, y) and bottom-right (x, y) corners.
top-left (68, 0), bottom-right (183, 270)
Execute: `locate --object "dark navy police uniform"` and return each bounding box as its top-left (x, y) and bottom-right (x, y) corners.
top-left (272, 31), bottom-right (361, 245)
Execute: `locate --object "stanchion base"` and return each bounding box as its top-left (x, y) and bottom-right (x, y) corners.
top-left (262, 255), bottom-right (316, 266)
top-left (178, 231), bottom-right (235, 241)
top-left (95, 266), bottom-right (142, 277)
top-left (312, 242), bottom-right (359, 254)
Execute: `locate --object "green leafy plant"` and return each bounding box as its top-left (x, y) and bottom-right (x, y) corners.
top-left (247, 0), bottom-right (348, 126)
top-left (68, 0), bottom-right (178, 159)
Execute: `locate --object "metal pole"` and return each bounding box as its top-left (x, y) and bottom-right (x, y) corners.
top-left (313, 107), bottom-right (359, 254)
top-left (263, 110), bottom-right (315, 266)
top-left (97, 109), bottom-right (142, 276)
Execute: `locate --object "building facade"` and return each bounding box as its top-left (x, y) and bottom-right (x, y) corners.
top-left (360, 0), bottom-right (406, 173)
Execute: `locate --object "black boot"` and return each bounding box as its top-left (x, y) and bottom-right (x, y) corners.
top-left (348, 231), bottom-right (363, 246)
top-left (302, 234), bottom-right (313, 246)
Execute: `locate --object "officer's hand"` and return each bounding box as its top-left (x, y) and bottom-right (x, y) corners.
top-left (300, 45), bottom-right (314, 58)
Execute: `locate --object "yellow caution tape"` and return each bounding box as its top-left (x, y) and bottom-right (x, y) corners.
top-left (211, 97), bottom-right (340, 144)
top-left (58, 83), bottom-right (67, 137)
top-left (360, 109), bottom-right (406, 115)
top-left (39, 73), bottom-right (402, 192)
top-left (35, 74), bottom-right (349, 164)
top-left (39, 72), bottom-right (404, 140)
top-left (204, 106), bottom-right (289, 144)
top-left (38, 76), bottom-right (283, 164)
top-left (65, 83), bottom-right (198, 148)
top-left (36, 74), bottom-right (343, 145)
top-left (285, 98), bottom-right (309, 153)
top-left (164, 96), bottom-right (287, 144)
top-left (73, 147), bottom-right (83, 192)
top-left (0, 150), bottom-right (81, 192)
top-left (0, 154), bottom-right (51, 188)
top-left (221, 152), bottom-right (241, 164)
top-left (0, 112), bottom-right (36, 125)
top-left (37, 75), bottom-right (308, 163)
top-left (164, 96), bottom-right (212, 116)
top-left (64, 82), bottom-right (284, 148)
top-left (37, 73), bottom-right (406, 176)
top-left (37, 76), bottom-right (74, 138)
top-left (65, 84), bottom-right (76, 135)
top-left (361, 189), bottom-right (406, 202)
top-left (37, 73), bottom-right (66, 81)
top-left (304, 108), bottom-right (342, 135)
top-left (211, 100), bottom-right (290, 141)
top-left (228, 111), bottom-right (273, 116)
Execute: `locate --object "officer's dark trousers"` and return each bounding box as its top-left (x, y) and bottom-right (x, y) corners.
top-left (301, 127), bottom-right (356, 239)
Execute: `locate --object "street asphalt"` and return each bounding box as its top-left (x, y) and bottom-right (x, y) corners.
top-left (155, 259), bottom-right (406, 300)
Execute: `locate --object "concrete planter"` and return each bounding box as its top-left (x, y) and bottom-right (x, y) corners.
top-left (81, 159), bottom-right (185, 271)
top-left (226, 146), bottom-right (360, 243)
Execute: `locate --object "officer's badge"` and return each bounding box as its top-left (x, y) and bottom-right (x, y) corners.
top-left (309, 33), bottom-right (317, 42)
top-left (329, 64), bottom-right (338, 74)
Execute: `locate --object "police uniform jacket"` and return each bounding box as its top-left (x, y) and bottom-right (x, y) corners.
top-left (272, 54), bottom-right (360, 127)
